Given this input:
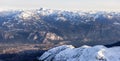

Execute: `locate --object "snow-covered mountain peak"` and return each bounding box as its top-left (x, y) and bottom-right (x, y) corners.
top-left (39, 45), bottom-right (120, 61)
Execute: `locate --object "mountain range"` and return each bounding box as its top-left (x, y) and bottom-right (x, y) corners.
top-left (0, 8), bottom-right (120, 48)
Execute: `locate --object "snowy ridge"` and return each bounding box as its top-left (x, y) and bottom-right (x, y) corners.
top-left (39, 45), bottom-right (74, 61)
top-left (39, 45), bottom-right (120, 61)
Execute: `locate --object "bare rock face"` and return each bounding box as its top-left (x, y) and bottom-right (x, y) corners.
top-left (45, 32), bottom-right (63, 41)
top-left (39, 45), bottom-right (120, 61)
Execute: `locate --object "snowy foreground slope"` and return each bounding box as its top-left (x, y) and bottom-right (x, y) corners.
top-left (39, 45), bottom-right (120, 61)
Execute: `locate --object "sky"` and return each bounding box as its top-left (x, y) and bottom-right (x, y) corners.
top-left (0, 0), bottom-right (120, 11)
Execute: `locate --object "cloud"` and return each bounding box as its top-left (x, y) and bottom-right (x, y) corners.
top-left (0, 0), bottom-right (120, 11)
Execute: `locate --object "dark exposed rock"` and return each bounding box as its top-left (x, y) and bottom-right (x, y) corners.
top-left (0, 50), bottom-right (46, 61)
top-left (105, 41), bottom-right (120, 47)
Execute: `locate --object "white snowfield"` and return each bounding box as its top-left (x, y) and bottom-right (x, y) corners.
top-left (39, 45), bottom-right (120, 61)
